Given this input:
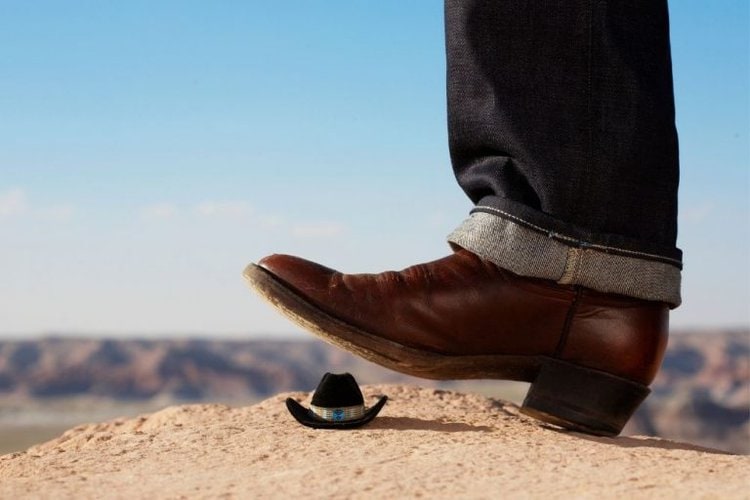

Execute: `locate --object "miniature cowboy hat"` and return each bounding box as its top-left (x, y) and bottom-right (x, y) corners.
top-left (286, 372), bottom-right (387, 429)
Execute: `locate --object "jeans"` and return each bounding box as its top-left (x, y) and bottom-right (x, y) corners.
top-left (444, 0), bottom-right (681, 306)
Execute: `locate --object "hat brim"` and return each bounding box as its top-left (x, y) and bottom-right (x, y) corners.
top-left (286, 396), bottom-right (387, 429)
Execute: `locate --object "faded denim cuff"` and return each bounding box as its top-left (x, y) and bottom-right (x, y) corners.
top-left (448, 212), bottom-right (681, 307)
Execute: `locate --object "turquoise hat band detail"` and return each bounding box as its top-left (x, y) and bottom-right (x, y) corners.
top-left (309, 404), bottom-right (366, 422)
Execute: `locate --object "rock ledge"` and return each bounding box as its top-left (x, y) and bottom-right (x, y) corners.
top-left (1, 385), bottom-right (746, 499)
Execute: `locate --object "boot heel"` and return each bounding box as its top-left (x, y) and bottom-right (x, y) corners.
top-left (521, 358), bottom-right (649, 436)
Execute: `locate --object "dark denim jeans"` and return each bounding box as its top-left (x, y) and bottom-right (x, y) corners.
top-left (445, 0), bottom-right (682, 306)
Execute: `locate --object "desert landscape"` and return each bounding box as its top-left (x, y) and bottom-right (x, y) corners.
top-left (0, 329), bottom-right (747, 497)
top-left (1, 385), bottom-right (748, 498)
top-left (0, 329), bottom-right (747, 455)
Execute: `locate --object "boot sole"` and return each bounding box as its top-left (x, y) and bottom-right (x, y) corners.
top-left (243, 263), bottom-right (539, 381)
top-left (243, 263), bottom-right (649, 436)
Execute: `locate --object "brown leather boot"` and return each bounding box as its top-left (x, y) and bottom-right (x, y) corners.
top-left (243, 248), bottom-right (668, 436)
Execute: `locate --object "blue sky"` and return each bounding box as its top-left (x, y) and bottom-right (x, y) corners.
top-left (1, 1), bottom-right (747, 337)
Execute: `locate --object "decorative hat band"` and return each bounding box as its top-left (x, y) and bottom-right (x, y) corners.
top-left (309, 404), bottom-right (366, 422)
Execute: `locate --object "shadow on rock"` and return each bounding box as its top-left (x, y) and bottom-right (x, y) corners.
top-left (369, 416), bottom-right (494, 433)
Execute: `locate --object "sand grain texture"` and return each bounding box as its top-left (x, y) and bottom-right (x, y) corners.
top-left (1, 385), bottom-right (746, 499)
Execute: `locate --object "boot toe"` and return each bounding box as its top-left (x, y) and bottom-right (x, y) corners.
top-left (251, 253), bottom-right (337, 293)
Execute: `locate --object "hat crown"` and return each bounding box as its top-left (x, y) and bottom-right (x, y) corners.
top-left (310, 372), bottom-right (364, 408)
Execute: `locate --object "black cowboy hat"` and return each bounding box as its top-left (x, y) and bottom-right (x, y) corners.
top-left (286, 372), bottom-right (387, 429)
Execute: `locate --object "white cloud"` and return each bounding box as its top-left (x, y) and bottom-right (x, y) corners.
top-left (141, 202), bottom-right (179, 220)
top-left (256, 214), bottom-right (285, 228)
top-left (0, 188), bottom-right (76, 222)
top-left (195, 200), bottom-right (253, 218)
top-left (291, 221), bottom-right (345, 238)
top-left (0, 188), bottom-right (28, 217)
top-left (39, 204), bottom-right (76, 222)
top-left (140, 199), bottom-right (341, 239)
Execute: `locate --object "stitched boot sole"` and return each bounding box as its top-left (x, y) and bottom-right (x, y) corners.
top-left (243, 263), bottom-right (538, 381)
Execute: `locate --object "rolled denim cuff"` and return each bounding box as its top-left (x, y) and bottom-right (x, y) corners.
top-left (448, 212), bottom-right (681, 307)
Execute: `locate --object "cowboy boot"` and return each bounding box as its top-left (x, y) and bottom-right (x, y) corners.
top-left (243, 248), bottom-right (668, 436)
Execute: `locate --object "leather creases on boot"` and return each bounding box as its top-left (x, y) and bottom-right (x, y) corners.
top-left (243, 249), bottom-right (669, 436)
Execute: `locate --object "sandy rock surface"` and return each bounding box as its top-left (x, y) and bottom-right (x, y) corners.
top-left (1, 385), bottom-right (746, 499)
